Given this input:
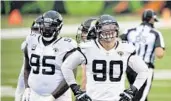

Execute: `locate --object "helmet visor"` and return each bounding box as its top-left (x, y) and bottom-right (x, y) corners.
top-left (99, 23), bottom-right (118, 40)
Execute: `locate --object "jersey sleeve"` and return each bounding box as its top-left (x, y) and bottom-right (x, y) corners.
top-left (154, 31), bottom-right (165, 49)
top-left (22, 32), bottom-right (40, 52)
top-left (120, 29), bottom-right (129, 41)
top-left (62, 38), bottom-right (78, 61)
top-left (69, 38), bottom-right (77, 49)
top-left (79, 41), bottom-right (91, 52)
top-left (21, 33), bottom-right (33, 52)
top-left (78, 41), bottom-right (93, 64)
top-left (25, 32), bottom-right (40, 44)
top-left (128, 55), bottom-right (149, 90)
top-left (122, 41), bottom-right (136, 54)
top-left (15, 59), bottom-right (25, 101)
top-left (120, 28), bottom-right (136, 41)
top-left (61, 50), bottom-right (86, 85)
top-left (62, 37), bottom-right (77, 50)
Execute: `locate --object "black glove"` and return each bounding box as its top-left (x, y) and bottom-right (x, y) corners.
top-left (119, 85), bottom-right (138, 101)
top-left (70, 84), bottom-right (92, 101)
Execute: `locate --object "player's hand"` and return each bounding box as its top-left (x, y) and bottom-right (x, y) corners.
top-left (43, 95), bottom-right (55, 101)
top-left (15, 91), bottom-right (23, 101)
top-left (75, 90), bottom-right (92, 101)
top-left (15, 94), bottom-right (22, 101)
top-left (22, 88), bottom-right (30, 101)
top-left (119, 86), bottom-right (137, 101)
top-left (70, 84), bottom-right (92, 101)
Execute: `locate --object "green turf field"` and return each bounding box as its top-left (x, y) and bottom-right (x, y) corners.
top-left (1, 80), bottom-right (171, 101)
top-left (1, 28), bottom-right (171, 101)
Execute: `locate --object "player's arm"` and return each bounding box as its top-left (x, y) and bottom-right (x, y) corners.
top-left (51, 48), bottom-right (78, 99)
top-left (15, 41), bottom-right (27, 101)
top-left (119, 53), bottom-right (150, 101)
top-left (46, 68), bottom-right (77, 101)
top-left (15, 63), bottom-right (25, 101)
top-left (51, 70), bottom-right (77, 98)
top-left (21, 44), bottom-right (31, 101)
top-left (51, 79), bottom-right (69, 99)
top-left (61, 50), bottom-right (84, 89)
top-left (23, 44), bottom-right (31, 88)
top-left (81, 64), bottom-right (86, 90)
top-left (154, 32), bottom-right (165, 59)
top-left (61, 49), bottom-right (91, 101)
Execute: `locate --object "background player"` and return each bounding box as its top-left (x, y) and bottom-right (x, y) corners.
top-left (15, 15), bottom-right (42, 101)
top-left (61, 14), bottom-right (150, 101)
top-left (76, 17), bottom-right (97, 43)
top-left (22, 10), bottom-right (77, 101)
top-left (76, 17), bottom-right (97, 90)
top-left (120, 9), bottom-right (165, 101)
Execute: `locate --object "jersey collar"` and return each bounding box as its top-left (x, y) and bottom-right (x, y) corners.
top-left (39, 36), bottom-right (62, 47)
top-left (140, 22), bottom-right (154, 28)
top-left (95, 39), bottom-right (119, 52)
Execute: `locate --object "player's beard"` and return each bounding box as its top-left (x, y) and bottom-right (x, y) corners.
top-left (42, 32), bottom-right (56, 41)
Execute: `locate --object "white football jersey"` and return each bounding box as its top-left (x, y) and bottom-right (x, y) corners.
top-left (25, 34), bottom-right (77, 95)
top-left (79, 39), bottom-right (135, 101)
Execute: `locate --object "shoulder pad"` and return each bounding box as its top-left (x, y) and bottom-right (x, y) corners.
top-left (63, 37), bottom-right (77, 47)
top-left (119, 41), bottom-right (136, 54)
top-left (25, 32), bottom-right (41, 44)
top-left (122, 27), bottom-right (136, 34)
top-left (122, 28), bottom-right (129, 34)
top-left (79, 40), bottom-right (93, 49)
top-left (55, 37), bottom-right (77, 50)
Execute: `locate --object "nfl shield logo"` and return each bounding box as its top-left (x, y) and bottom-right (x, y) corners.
top-left (31, 44), bottom-right (37, 50)
top-left (53, 48), bottom-right (58, 52)
top-left (118, 51), bottom-right (124, 56)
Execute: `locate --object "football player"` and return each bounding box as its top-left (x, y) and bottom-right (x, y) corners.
top-left (61, 14), bottom-right (150, 101)
top-left (22, 10), bottom-right (77, 101)
top-left (76, 17), bottom-right (96, 44)
top-left (31, 15), bottom-right (42, 34)
top-left (76, 17), bottom-right (97, 90)
top-left (15, 15), bottom-right (42, 101)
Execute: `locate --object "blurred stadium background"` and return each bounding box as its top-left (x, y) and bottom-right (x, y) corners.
top-left (1, 1), bottom-right (171, 101)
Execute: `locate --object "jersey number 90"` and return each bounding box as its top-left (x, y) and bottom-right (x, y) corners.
top-left (92, 60), bottom-right (123, 82)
